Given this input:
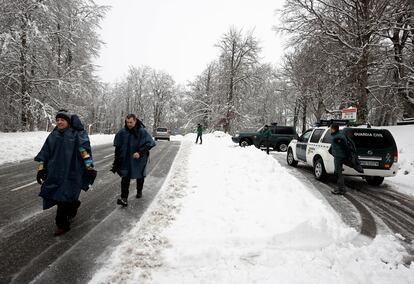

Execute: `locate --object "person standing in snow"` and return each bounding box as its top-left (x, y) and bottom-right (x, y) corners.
top-left (329, 123), bottom-right (350, 195)
top-left (196, 123), bottom-right (203, 144)
top-left (35, 110), bottom-right (97, 236)
top-left (110, 114), bottom-right (156, 207)
top-left (262, 125), bottom-right (272, 155)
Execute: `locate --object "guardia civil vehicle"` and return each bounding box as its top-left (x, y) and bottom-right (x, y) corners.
top-left (286, 120), bottom-right (399, 186)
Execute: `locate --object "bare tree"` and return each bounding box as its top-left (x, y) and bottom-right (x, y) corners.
top-left (278, 0), bottom-right (394, 123)
top-left (216, 28), bottom-right (260, 133)
top-left (148, 70), bottom-right (175, 132)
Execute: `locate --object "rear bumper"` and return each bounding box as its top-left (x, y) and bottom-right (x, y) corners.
top-left (343, 163), bottom-right (399, 177)
top-left (154, 135), bottom-right (170, 140)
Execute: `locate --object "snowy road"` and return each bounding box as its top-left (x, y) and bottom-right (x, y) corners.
top-left (271, 152), bottom-right (414, 256)
top-left (0, 141), bottom-right (181, 284)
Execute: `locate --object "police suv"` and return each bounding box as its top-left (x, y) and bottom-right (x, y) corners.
top-left (286, 120), bottom-right (399, 186)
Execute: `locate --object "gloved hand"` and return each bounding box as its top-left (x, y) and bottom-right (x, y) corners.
top-left (86, 167), bottom-right (97, 185)
top-left (110, 158), bottom-right (120, 174)
top-left (36, 169), bottom-right (47, 184)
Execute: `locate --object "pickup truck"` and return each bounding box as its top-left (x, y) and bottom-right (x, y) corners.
top-left (232, 124), bottom-right (298, 152)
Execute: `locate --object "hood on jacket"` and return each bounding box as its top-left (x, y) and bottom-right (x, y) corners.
top-left (70, 114), bottom-right (85, 131)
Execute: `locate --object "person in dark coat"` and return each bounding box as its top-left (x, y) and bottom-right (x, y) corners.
top-left (111, 114), bottom-right (156, 207)
top-left (329, 123), bottom-right (349, 195)
top-left (196, 124), bottom-right (203, 144)
top-left (35, 110), bottom-right (97, 236)
top-left (262, 125), bottom-right (272, 155)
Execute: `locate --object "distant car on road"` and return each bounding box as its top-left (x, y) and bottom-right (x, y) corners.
top-left (286, 120), bottom-right (399, 186)
top-left (232, 123), bottom-right (298, 152)
top-left (153, 127), bottom-right (170, 141)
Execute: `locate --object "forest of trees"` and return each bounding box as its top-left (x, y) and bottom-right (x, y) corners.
top-left (278, 0), bottom-right (414, 128)
top-left (0, 0), bottom-right (108, 132)
top-left (1, 0), bottom-right (413, 134)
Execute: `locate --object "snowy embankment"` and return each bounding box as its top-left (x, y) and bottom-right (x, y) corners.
top-left (89, 132), bottom-right (413, 284)
top-left (383, 125), bottom-right (414, 196)
top-left (0, 131), bottom-right (115, 165)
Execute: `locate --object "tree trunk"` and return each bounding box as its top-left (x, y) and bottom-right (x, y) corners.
top-left (293, 98), bottom-right (299, 129)
top-left (301, 99), bottom-right (307, 133)
top-left (20, 17), bottom-right (30, 131)
top-left (353, 49), bottom-right (369, 124)
top-left (224, 40), bottom-right (236, 133)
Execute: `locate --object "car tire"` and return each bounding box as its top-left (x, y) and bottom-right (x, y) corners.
top-left (287, 148), bottom-right (298, 167)
top-left (313, 157), bottom-right (327, 181)
top-left (277, 142), bottom-right (288, 152)
top-left (365, 176), bottom-right (384, 186)
top-left (239, 139), bottom-right (251, 147)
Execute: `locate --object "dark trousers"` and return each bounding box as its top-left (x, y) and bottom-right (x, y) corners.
top-left (334, 157), bottom-right (345, 192)
top-left (55, 201), bottom-right (80, 230)
top-left (196, 134), bottom-right (202, 144)
top-left (265, 140), bottom-right (270, 155)
top-left (121, 177), bottom-right (145, 199)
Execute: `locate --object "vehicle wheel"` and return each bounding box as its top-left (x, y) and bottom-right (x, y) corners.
top-left (167, 138), bottom-right (170, 141)
top-left (365, 176), bottom-right (384, 186)
top-left (313, 157), bottom-right (327, 181)
top-left (278, 143), bottom-right (288, 152)
top-left (287, 148), bottom-right (298, 167)
top-left (239, 139), bottom-right (251, 147)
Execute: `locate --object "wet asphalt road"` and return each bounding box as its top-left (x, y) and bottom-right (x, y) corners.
top-left (0, 141), bottom-right (181, 284)
top-left (271, 152), bottom-right (414, 256)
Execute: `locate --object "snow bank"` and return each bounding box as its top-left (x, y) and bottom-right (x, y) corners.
top-left (89, 132), bottom-right (413, 284)
top-left (382, 125), bottom-right (414, 196)
top-left (0, 131), bottom-right (114, 165)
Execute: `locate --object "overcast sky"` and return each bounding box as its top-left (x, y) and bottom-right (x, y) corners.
top-left (93, 0), bottom-right (287, 85)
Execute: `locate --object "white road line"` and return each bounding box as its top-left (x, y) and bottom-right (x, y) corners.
top-left (103, 153), bottom-right (114, 159)
top-left (11, 181), bottom-right (37, 192)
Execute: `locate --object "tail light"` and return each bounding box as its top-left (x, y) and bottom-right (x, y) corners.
top-left (393, 149), bottom-right (398, 163)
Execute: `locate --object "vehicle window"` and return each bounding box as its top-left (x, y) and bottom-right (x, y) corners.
top-left (310, 129), bottom-right (324, 143)
top-left (276, 127), bottom-right (295, 135)
top-left (300, 130), bottom-right (313, 143)
top-left (157, 128), bottom-right (168, 132)
top-left (344, 129), bottom-right (395, 149)
top-left (321, 131), bottom-right (333, 144)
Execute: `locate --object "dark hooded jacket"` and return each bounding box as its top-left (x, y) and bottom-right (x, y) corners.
top-left (113, 120), bottom-right (156, 179)
top-left (34, 115), bottom-right (93, 209)
top-left (330, 130), bottom-right (350, 159)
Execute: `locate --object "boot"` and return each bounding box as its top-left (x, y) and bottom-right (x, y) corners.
top-left (136, 190), bottom-right (142, 199)
top-left (117, 197), bottom-right (128, 207)
top-left (54, 227), bottom-right (70, 236)
top-left (331, 189), bottom-right (343, 195)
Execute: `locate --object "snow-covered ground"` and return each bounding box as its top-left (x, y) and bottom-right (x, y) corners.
top-left (1, 127), bottom-right (412, 282)
top-left (0, 131), bottom-right (115, 165)
top-left (89, 133), bottom-right (413, 284)
top-left (383, 125), bottom-right (414, 196)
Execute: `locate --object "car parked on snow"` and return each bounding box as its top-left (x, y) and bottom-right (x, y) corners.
top-left (153, 127), bottom-right (171, 141)
top-left (232, 123), bottom-right (298, 152)
top-left (286, 120), bottom-right (399, 186)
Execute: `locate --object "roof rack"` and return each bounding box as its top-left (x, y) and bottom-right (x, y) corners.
top-left (397, 117), bottom-right (414, 125)
top-left (314, 119), bottom-right (350, 127)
